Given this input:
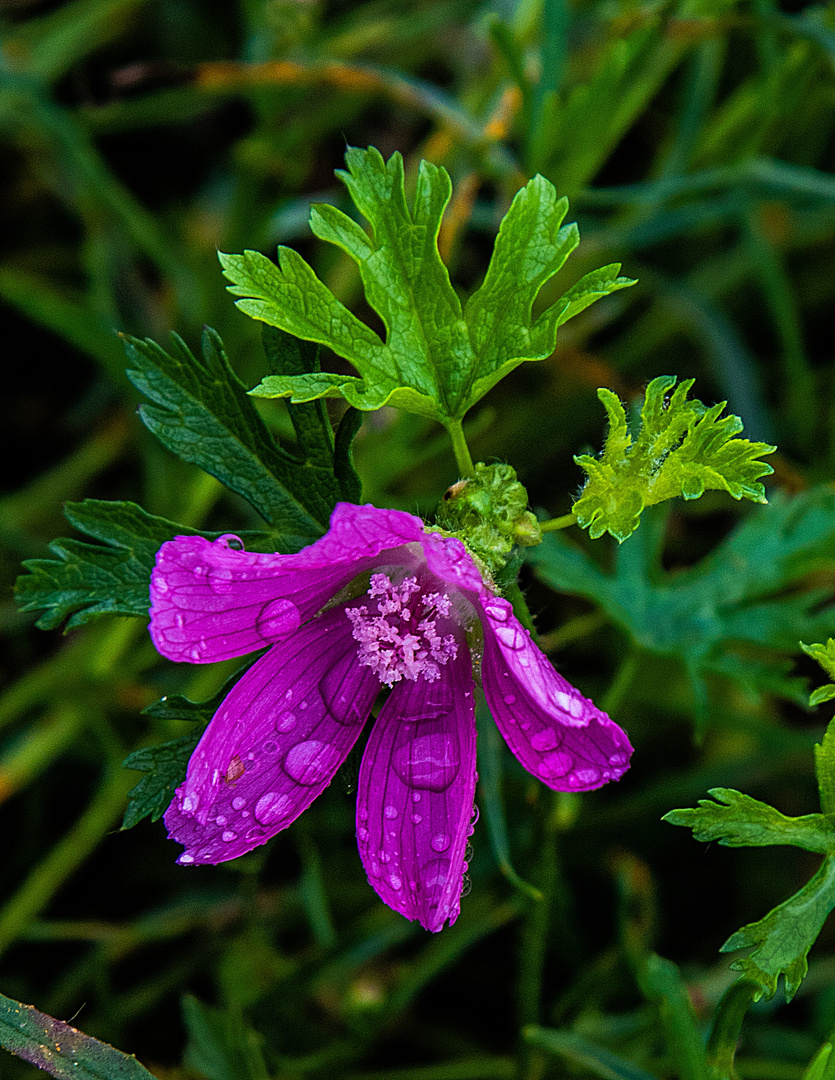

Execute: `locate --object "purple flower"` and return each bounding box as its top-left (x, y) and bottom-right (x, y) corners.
top-left (149, 503), bottom-right (632, 931)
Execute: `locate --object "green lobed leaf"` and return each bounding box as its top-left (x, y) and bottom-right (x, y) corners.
top-left (14, 500), bottom-right (200, 630)
top-left (121, 732), bottom-right (201, 830)
top-left (260, 325), bottom-right (361, 503)
top-left (804, 639), bottom-right (835, 712)
top-left (529, 487), bottom-right (835, 712)
top-left (720, 856), bottom-right (835, 1002)
top-left (226, 146), bottom-right (634, 427)
top-left (662, 788), bottom-right (835, 855)
top-left (0, 990), bottom-right (158, 1080)
top-left (124, 326), bottom-right (339, 546)
top-left (572, 376), bottom-right (776, 542)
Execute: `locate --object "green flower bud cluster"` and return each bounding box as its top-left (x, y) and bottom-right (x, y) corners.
top-left (434, 462), bottom-right (542, 581)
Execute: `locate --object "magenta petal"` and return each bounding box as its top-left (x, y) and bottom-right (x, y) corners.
top-left (480, 595), bottom-right (632, 792)
top-left (356, 645), bottom-right (477, 932)
top-left (164, 605), bottom-right (380, 864)
top-left (150, 505), bottom-right (425, 665)
top-left (419, 531), bottom-right (484, 599)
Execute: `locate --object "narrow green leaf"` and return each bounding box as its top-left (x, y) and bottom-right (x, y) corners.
top-left (14, 500), bottom-right (197, 630)
top-left (124, 327), bottom-right (336, 545)
top-left (663, 788), bottom-right (835, 854)
top-left (523, 1026), bottom-right (659, 1080)
top-left (231, 147), bottom-right (633, 425)
top-left (815, 716), bottom-right (835, 816)
top-left (572, 376), bottom-right (776, 542)
top-left (0, 990), bottom-right (157, 1080)
top-left (720, 855), bottom-right (835, 1001)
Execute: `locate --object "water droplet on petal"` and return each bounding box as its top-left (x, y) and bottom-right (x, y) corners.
top-left (216, 533), bottom-right (243, 550)
top-left (221, 830), bottom-right (237, 842)
top-left (503, 694), bottom-right (516, 705)
top-left (179, 853), bottom-right (194, 864)
top-left (574, 767), bottom-right (601, 785)
top-left (531, 729), bottom-right (559, 752)
top-left (181, 793), bottom-right (199, 813)
top-left (421, 857), bottom-right (450, 905)
top-left (254, 791), bottom-right (291, 825)
top-left (276, 711), bottom-right (296, 732)
top-left (264, 741), bottom-right (278, 754)
top-left (369, 859), bottom-right (381, 877)
top-left (539, 750), bottom-right (574, 780)
top-left (389, 874), bottom-right (403, 890)
top-left (494, 623), bottom-right (527, 651)
top-left (379, 850), bottom-right (391, 864)
top-left (231, 796), bottom-right (246, 811)
top-left (358, 826), bottom-right (369, 841)
top-left (208, 566), bottom-right (236, 593)
top-left (215, 815), bottom-right (227, 826)
top-left (284, 740), bottom-right (341, 786)
top-left (393, 732), bottom-right (460, 792)
top-left (411, 813), bottom-right (422, 824)
top-left (384, 805), bottom-right (398, 819)
top-left (256, 598), bottom-right (301, 640)
top-left (483, 597), bottom-right (510, 622)
top-left (189, 647), bottom-right (202, 661)
top-left (358, 806), bottom-right (369, 821)
top-left (431, 833), bottom-right (450, 852)
top-left (412, 793), bottom-right (421, 803)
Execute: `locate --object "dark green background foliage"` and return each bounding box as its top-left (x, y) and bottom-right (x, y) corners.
top-left (2, 0), bottom-right (835, 1077)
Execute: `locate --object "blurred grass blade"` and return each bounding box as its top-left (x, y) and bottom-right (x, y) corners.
top-left (476, 705), bottom-right (543, 901)
top-left (0, 990), bottom-right (158, 1079)
top-left (523, 1026), bottom-right (658, 1080)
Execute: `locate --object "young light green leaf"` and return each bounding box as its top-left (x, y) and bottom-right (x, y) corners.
top-left (662, 788), bottom-right (835, 855)
top-left (720, 856), bottom-right (835, 1002)
top-left (815, 716), bottom-right (835, 817)
top-left (15, 500), bottom-right (199, 630)
top-left (124, 326), bottom-right (338, 546)
top-left (223, 146), bottom-right (633, 428)
top-left (572, 376), bottom-right (776, 542)
top-left (0, 990), bottom-right (158, 1080)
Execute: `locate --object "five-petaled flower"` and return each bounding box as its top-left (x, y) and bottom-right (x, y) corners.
top-left (149, 503), bottom-right (632, 931)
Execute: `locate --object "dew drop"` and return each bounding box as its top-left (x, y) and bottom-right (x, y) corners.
top-left (179, 853), bottom-right (194, 865)
top-left (174, 613), bottom-right (185, 629)
top-left (284, 740), bottom-right (341, 786)
top-left (358, 806), bottom-right (369, 821)
top-left (411, 813), bottom-right (422, 824)
top-left (531, 728), bottom-right (559, 752)
top-left (276, 711), bottom-right (296, 732)
top-left (256, 598), bottom-right (300, 640)
top-left (393, 732), bottom-right (459, 792)
top-left (539, 750), bottom-right (574, 780)
top-left (412, 792), bottom-right (421, 803)
top-left (574, 767), bottom-right (602, 785)
top-left (431, 833), bottom-right (450, 852)
top-left (494, 623), bottom-right (527, 651)
top-left (221, 830), bottom-right (237, 842)
top-left (369, 858), bottom-right (381, 877)
top-left (207, 566), bottom-right (235, 594)
top-left (181, 793), bottom-right (199, 813)
top-left (254, 791), bottom-right (291, 825)
top-left (503, 694), bottom-right (517, 705)
top-left (384, 805), bottom-right (398, 820)
top-left (379, 850), bottom-right (391, 864)
top-left (264, 741), bottom-right (278, 754)
top-left (215, 815), bottom-right (227, 826)
top-left (299, 701), bottom-right (308, 711)
top-left (189, 647), bottom-right (202, 661)
top-left (421, 857), bottom-right (450, 901)
top-left (389, 874), bottom-right (403, 891)
top-left (231, 796), bottom-right (246, 811)
top-left (358, 826), bottom-right (369, 842)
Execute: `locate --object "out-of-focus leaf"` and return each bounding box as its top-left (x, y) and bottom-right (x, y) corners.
top-left (0, 990), bottom-right (157, 1079)
top-left (523, 1026), bottom-right (659, 1080)
top-left (572, 376), bottom-right (775, 542)
top-left (182, 995), bottom-right (269, 1080)
top-left (530, 487), bottom-right (835, 708)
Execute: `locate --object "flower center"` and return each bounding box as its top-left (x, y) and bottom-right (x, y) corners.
top-left (346, 573), bottom-right (458, 687)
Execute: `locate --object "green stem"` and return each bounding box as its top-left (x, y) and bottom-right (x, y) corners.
top-left (707, 980), bottom-right (761, 1080)
top-left (539, 513), bottom-right (576, 533)
top-left (447, 420), bottom-right (476, 478)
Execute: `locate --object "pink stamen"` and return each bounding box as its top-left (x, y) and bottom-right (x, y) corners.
top-left (347, 574), bottom-right (458, 687)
